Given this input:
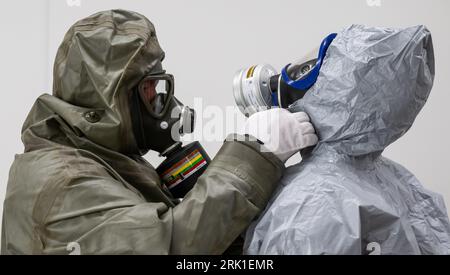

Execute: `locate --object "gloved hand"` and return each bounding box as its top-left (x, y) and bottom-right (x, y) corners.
top-left (241, 108), bottom-right (318, 162)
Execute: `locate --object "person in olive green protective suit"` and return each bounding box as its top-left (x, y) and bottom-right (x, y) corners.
top-left (1, 10), bottom-right (317, 254)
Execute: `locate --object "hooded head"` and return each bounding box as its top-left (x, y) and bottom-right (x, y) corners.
top-left (50, 9), bottom-right (165, 154)
top-left (291, 25), bottom-right (435, 156)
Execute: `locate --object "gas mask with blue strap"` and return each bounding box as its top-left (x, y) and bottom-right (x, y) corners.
top-left (233, 33), bottom-right (337, 116)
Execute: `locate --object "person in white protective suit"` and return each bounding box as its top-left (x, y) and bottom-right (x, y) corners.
top-left (244, 25), bottom-right (450, 255)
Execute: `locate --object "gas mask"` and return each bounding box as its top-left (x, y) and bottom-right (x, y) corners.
top-left (130, 71), bottom-right (211, 198)
top-left (233, 33), bottom-right (337, 116)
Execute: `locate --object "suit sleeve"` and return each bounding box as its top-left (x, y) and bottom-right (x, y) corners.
top-left (40, 136), bottom-right (284, 254)
top-left (170, 136), bottom-right (284, 254)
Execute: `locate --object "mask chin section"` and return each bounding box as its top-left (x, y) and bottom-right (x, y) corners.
top-left (278, 80), bottom-right (308, 109)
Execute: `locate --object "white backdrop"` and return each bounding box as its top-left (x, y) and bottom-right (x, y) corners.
top-left (1, 0), bottom-right (449, 240)
top-left (0, 0), bottom-right (50, 241)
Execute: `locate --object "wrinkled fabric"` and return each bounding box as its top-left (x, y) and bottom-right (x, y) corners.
top-left (1, 10), bottom-right (285, 255)
top-left (244, 25), bottom-right (450, 255)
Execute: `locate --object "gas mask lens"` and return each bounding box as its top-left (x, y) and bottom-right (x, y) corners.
top-left (138, 74), bottom-right (174, 117)
top-left (286, 59), bottom-right (318, 82)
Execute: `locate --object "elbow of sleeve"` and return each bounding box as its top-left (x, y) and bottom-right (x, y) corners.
top-left (205, 134), bottom-right (285, 208)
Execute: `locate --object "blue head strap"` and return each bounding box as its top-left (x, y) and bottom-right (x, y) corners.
top-left (281, 33), bottom-right (337, 91)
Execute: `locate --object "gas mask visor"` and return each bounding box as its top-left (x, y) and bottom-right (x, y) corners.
top-left (137, 73), bottom-right (175, 119)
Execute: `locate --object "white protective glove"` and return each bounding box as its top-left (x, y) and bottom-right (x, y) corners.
top-left (241, 108), bottom-right (318, 162)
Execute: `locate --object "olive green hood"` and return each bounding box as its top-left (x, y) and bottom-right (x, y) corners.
top-left (30, 9), bottom-right (165, 153)
top-left (2, 10), bottom-right (286, 255)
